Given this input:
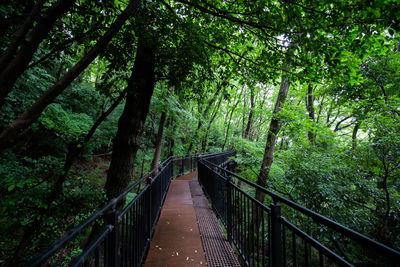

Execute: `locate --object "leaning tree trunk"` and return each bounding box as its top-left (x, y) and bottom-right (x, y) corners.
top-left (255, 66), bottom-right (290, 203)
top-left (0, 0), bottom-right (45, 72)
top-left (105, 36), bottom-right (157, 201)
top-left (0, 0), bottom-right (75, 106)
top-left (150, 111), bottom-right (167, 170)
top-left (8, 89), bottom-right (126, 267)
top-left (0, 0), bottom-right (141, 152)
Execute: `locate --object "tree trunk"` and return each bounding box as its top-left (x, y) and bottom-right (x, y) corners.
top-left (105, 36), bottom-right (157, 201)
top-left (49, 89), bottom-right (127, 203)
top-left (0, 0), bottom-right (46, 72)
top-left (244, 87), bottom-right (255, 140)
top-left (255, 66), bottom-right (290, 203)
top-left (150, 111), bottom-right (167, 170)
top-left (0, 0), bottom-right (75, 106)
top-left (0, 0), bottom-right (141, 152)
top-left (166, 117), bottom-right (175, 157)
top-left (242, 88), bottom-right (247, 138)
top-left (306, 84), bottom-right (316, 145)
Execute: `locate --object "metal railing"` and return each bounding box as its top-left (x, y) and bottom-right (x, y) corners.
top-left (198, 152), bottom-right (400, 267)
top-left (28, 154), bottom-right (200, 267)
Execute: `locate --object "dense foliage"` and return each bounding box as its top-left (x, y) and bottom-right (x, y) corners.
top-left (0, 0), bottom-right (399, 265)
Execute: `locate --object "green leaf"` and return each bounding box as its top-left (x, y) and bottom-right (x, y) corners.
top-left (7, 185), bottom-right (15, 191)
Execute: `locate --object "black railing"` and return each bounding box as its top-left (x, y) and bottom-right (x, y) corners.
top-left (198, 153), bottom-right (400, 267)
top-left (28, 154), bottom-right (199, 267)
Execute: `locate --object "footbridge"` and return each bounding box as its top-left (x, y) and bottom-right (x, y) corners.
top-left (29, 151), bottom-right (400, 266)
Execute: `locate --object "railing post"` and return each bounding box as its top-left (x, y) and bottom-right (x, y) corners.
top-left (180, 158), bottom-right (184, 176)
top-left (108, 204), bottom-right (120, 267)
top-left (170, 160), bottom-right (173, 181)
top-left (225, 171), bottom-right (232, 244)
top-left (271, 202), bottom-right (283, 267)
top-left (146, 177), bottom-right (153, 232)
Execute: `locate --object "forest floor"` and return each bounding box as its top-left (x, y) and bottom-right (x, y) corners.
top-left (73, 156), bottom-right (110, 187)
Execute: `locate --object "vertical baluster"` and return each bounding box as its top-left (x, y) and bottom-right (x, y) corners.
top-left (292, 231), bottom-right (297, 267)
top-left (140, 196), bottom-right (144, 261)
top-left (256, 204), bottom-right (259, 265)
top-left (160, 171), bottom-right (163, 207)
top-left (104, 235), bottom-right (108, 267)
top-left (125, 213), bottom-right (129, 266)
top-left (319, 251), bottom-right (325, 267)
top-left (121, 214), bottom-right (125, 266)
top-left (262, 209), bottom-right (265, 267)
top-left (127, 208), bottom-right (131, 267)
top-left (181, 158), bottom-right (184, 175)
top-left (94, 246), bottom-right (99, 267)
top-left (252, 201), bottom-right (256, 266)
top-left (137, 197), bottom-right (141, 264)
top-left (247, 196), bottom-right (251, 263)
top-left (241, 191), bottom-right (244, 258)
top-left (268, 212), bottom-right (272, 267)
top-left (125, 209), bottom-right (131, 266)
top-left (107, 204), bottom-right (119, 267)
top-left (226, 173), bottom-right (232, 243)
top-left (282, 225), bottom-right (286, 267)
top-left (305, 241), bottom-right (309, 267)
top-left (134, 203), bottom-right (138, 266)
top-left (135, 200), bottom-right (139, 265)
top-left (270, 203), bottom-right (282, 267)
top-left (232, 186), bottom-right (238, 245)
top-left (239, 190), bottom-right (242, 250)
top-left (147, 179), bottom-right (152, 236)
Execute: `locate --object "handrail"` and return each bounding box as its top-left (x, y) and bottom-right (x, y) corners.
top-left (28, 155), bottom-right (169, 266)
top-left (200, 158), bottom-right (400, 260)
top-left (28, 151), bottom-right (228, 267)
top-left (198, 155), bottom-right (400, 266)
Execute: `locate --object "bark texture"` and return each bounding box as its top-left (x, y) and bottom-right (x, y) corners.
top-left (105, 37), bottom-right (157, 201)
top-left (255, 67), bottom-right (290, 203)
top-left (150, 111), bottom-right (167, 170)
top-left (0, 0), bottom-right (140, 151)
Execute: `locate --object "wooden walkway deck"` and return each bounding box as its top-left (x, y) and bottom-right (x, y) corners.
top-left (144, 171), bottom-right (206, 266)
top-left (144, 171), bottom-right (240, 267)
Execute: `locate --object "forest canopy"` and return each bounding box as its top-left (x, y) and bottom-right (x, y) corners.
top-left (0, 0), bottom-right (399, 265)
